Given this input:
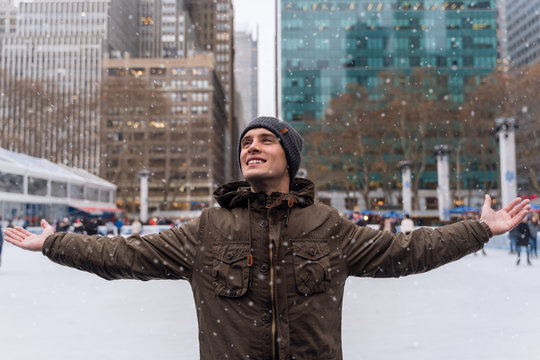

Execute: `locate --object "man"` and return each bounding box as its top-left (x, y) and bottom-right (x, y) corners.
top-left (4, 116), bottom-right (530, 359)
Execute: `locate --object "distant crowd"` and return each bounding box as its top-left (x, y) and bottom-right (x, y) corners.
top-left (52, 216), bottom-right (196, 237)
top-left (0, 215), bottom-right (196, 238)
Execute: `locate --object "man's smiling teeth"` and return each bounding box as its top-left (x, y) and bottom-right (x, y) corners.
top-left (248, 159), bottom-right (265, 165)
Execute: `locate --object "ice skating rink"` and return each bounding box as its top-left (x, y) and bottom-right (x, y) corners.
top-left (1, 242), bottom-right (539, 360)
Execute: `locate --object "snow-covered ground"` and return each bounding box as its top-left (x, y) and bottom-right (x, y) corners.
top-left (1, 241), bottom-right (539, 360)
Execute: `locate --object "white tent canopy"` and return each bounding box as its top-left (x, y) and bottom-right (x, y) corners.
top-left (0, 147), bottom-right (117, 211)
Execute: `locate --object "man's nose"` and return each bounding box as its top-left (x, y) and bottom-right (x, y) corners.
top-left (247, 140), bottom-right (261, 152)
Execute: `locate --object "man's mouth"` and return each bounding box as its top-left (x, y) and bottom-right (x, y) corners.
top-left (247, 159), bottom-right (266, 165)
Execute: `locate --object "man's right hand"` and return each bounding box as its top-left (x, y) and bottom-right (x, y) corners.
top-left (4, 219), bottom-right (54, 252)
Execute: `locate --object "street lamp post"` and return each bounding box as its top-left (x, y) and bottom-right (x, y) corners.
top-left (495, 116), bottom-right (518, 207)
top-left (138, 170), bottom-right (150, 223)
top-left (435, 145), bottom-right (451, 222)
top-left (400, 160), bottom-right (413, 215)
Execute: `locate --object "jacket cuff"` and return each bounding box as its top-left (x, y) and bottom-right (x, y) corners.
top-left (42, 233), bottom-right (57, 256)
top-left (478, 220), bottom-right (493, 238)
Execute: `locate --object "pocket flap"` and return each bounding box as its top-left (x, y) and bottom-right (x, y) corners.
top-left (214, 244), bottom-right (250, 265)
top-left (292, 240), bottom-right (330, 261)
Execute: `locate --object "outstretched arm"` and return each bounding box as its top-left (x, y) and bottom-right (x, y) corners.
top-left (481, 194), bottom-right (530, 236)
top-left (4, 219), bottom-right (53, 251)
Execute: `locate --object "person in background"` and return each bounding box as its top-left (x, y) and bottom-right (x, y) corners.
top-left (527, 214), bottom-right (539, 258)
top-left (105, 219), bottom-right (116, 236)
top-left (56, 217), bottom-right (71, 232)
top-left (13, 216), bottom-right (24, 228)
top-left (72, 219), bottom-right (85, 234)
top-left (84, 218), bottom-right (99, 236)
top-left (114, 217), bottom-right (124, 235)
top-left (515, 217), bottom-right (533, 265)
top-left (131, 218), bottom-right (142, 236)
top-left (508, 224), bottom-right (519, 254)
top-left (3, 116), bottom-right (531, 359)
top-left (400, 213), bottom-right (414, 235)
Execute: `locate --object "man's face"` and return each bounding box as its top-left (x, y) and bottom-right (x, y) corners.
top-left (240, 128), bottom-right (289, 190)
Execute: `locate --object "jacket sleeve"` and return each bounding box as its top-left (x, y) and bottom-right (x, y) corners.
top-left (341, 219), bottom-right (489, 278)
top-left (42, 217), bottom-right (202, 281)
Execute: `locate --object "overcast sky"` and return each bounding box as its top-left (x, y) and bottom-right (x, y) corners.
top-left (233, 0), bottom-right (276, 117)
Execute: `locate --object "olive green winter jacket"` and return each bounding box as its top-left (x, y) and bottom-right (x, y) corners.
top-left (42, 178), bottom-right (489, 360)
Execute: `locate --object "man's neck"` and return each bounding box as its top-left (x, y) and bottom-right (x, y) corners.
top-left (248, 179), bottom-right (290, 194)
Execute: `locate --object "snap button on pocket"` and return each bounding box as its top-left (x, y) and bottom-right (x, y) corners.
top-left (260, 263), bottom-right (269, 273)
top-left (259, 219), bottom-right (268, 228)
top-left (309, 248), bottom-right (317, 256)
top-left (226, 251), bottom-right (234, 260)
top-left (261, 312), bottom-right (271, 322)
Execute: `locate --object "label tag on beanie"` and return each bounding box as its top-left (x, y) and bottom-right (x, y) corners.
top-left (280, 128), bottom-right (289, 135)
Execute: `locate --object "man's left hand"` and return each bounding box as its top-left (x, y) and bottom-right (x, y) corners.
top-left (481, 194), bottom-right (531, 236)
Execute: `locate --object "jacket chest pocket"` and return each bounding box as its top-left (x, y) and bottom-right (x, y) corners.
top-left (291, 240), bottom-right (331, 295)
top-left (212, 243), bottom-right (250, 297)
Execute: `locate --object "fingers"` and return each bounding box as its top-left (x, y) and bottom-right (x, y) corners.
top-left (3, 228), bottom-right (25, 244)
top-left (502, 197), bottom-right (524, 214)
top-left (508, 199), bottom-right (530, 217)
top-left (482, 194), bottom-right (491, 209)
top-left (510, 209), bottom-right (530, 229)
top-left (3, 236), bottom-right (22, 247)
top-left (4, 228), bottom-right (24, 240)
top-left (15, 226), bottom-right (33, 236)
top-left (40, 219), bottom-right (50, 228)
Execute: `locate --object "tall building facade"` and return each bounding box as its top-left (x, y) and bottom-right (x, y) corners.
top-left (0, 0), bottom-right (139, 174)
top-left (499, 0), bottom-right (540, 69)
top-left (234, 27), bottom-right (258, 127)
top-left (101, 55), bottom-right (227, 213)
top-left (139, 0), bottom-right (199, 59)
top-left (0, 0), bottom-right (17, 42)
top-left (185, 0), bottom-right (236, 178)
top-left (281, 0), bottom-right (498, 122)
top-left (281, 0), bottom-right (498, 212)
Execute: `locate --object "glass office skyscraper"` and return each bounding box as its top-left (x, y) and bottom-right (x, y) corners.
top-left (281, 0), bottom-right (498, 123)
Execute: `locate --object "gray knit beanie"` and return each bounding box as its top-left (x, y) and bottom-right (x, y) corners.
top-left (238, 116), bottom-right (304, 188)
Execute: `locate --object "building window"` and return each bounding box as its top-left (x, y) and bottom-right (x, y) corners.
top-left (129, 68), bottom-right (145, 77)
top-left (107, 68), bottom-right (126, 76)
top-left (70, 184), bottom-right (84, 200)
top-left (28, 177), bottom-right (48, 196)
top-left (86, 187), bottom-right (99, 201)
top-left (150, 67), bottom-right (167, 76)
top-left (0, 172), bottom-right (23, 193)
top-left (51, 181), bottom-right (67, 198)
top-left (171, 67), bottom-right (189, 76)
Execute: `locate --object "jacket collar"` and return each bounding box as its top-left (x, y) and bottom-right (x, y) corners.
top-left (213, 178), bottom-right (315, 210)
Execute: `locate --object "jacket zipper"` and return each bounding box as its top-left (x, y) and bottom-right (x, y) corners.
top-left (266, 194), bottom-right (279, 360)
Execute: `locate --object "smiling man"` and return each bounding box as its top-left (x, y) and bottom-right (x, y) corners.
top-left (4, 116), bottom-right (531, 360)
